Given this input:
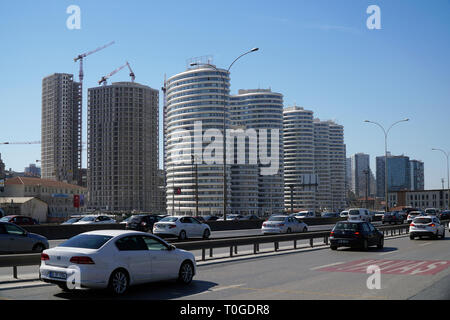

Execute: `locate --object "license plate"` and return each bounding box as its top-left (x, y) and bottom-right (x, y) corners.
top-left (416, 225), bottom-right (426, 229)
top-left (339, 240), bottom-right (349, 244)
top-left (49, 271), bottom-right (67, 280)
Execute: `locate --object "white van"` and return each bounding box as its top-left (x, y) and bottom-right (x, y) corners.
top-left (347, 208), bottom-right (371, 222)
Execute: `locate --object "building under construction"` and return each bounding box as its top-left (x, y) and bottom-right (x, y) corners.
top-left (41, 73), bottom-right (82, 185)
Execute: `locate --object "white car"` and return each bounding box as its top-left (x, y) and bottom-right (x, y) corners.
top-left (39, 230), bottom-right (196, 295)
top-left (424, 208), bottom-right (439, 216)
top-left (261, 215), bottom-right (308, 234)
top-left (294, 211), bottom-right (315, 219)
top-left (347, 208), bottom-right (371, 222)
top-left (410, 216), bottom-right (445, 240)
top-left (153, 216), bottom-right (211, 240)
top-left (406, 211), bottom-right (425, 224)
top-left (73, 215), bottom-right (116, 225)
top-left (339, 210), bottom-right (349, 218)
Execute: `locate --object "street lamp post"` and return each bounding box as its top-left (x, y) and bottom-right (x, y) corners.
top-left (364, 118), bottom-right (409, 212)
top-left (190, 48), bottom-right (259, 221)
top-left (432, 148), bottom-right (450, 210)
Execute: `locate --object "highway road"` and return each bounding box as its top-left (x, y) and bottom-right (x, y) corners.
top-left (1, 228), bottom-right (449, 300)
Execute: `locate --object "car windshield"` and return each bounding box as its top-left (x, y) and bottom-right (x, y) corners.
top-left (334, 222), bottom-right (360, 231)
top-left (269, 216), bottom-right (286, 221)
top-left (409, 212), bottom-right (421, 216)
top-left (413, 218), bottom-right (432, 224)
top-left (65, 218), bottom-right (80, 223)
top-left (59, 234), bottom-right (113, 249)
top-left (160, 217), bottom-right (178, 222)
top-left (79, 216), bottom-right (96, 222)
top-left (130, 215), bottom-right (144, 222)
top-left (0, 217), bottom-right (11, 222)
top-left (349, 210), bottom-right (360, 215)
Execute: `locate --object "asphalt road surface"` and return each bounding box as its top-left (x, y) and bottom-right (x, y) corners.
top-left (1, 229), bottom-right (449, 300)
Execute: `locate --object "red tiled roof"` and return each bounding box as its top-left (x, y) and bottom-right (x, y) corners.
top-left (5, 177), bottom-right (86, 190)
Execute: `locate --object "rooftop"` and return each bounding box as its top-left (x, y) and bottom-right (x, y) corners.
top-left (5, 177), bottom-right (86, 190)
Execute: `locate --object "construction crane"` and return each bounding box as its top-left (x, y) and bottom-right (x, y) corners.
top-left (73, 41), bottom-right (115, 84)
top-left (98, 62), bottom-right (134, 86)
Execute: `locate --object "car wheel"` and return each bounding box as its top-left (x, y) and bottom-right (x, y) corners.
top-left (362, 240), bottom-right (368, 251)
top-left (377, 238), bottom-right (384, 249)
top-left (441, 229), bottom-right (445, 239)
top-left (202, 229), bottom-right (210, 239)
top-left (57, 283), bottom-right (74, 292)
top-left (433, 231), bottom-right (439, 240)
top-left (178, 261), bottom-right (194, 284)
top-left (108, 269), bottom-right (129, 296)
top-left (32, 244), bottom-right (45, 253)
top-left (410, 234), bottom-right (415, 240)
top-left (303, 227), bottom-right (307, 232)
top-left (286, 228), bottom-right (291, 234)
top-left (179, 230), bottom-right (187, 241)
top-left (330, 245), bottom-right (337, 250)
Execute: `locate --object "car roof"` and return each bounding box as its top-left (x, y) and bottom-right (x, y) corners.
top-left (81, 230), bottom-right (150, 237)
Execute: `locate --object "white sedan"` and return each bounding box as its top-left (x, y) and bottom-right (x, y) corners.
top-left (153, 216), bottom-right (211, 240)
top-left (39, 230), bottom-right (196, 295)
top-left (73, 215), bottom-right (116, 225)
top-left (261, 215), bottom-right (308, 234)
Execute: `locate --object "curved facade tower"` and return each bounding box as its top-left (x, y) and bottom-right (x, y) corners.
top-left (283, 106), bottom-right (317, 211)
top-left (165, 65), bottom-right (231, 215)
top-left (230, 89), bottom-right (284, 216)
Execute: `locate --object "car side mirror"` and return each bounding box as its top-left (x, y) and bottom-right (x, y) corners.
top-left (169, 245), bottom-right (176, 251)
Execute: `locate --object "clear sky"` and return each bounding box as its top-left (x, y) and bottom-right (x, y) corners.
top-left (0, 0), bottom-right (449, 189)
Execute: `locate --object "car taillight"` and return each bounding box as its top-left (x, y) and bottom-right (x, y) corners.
top-left (330, 231), bottom-right (334, 236)
top-left (278, 223), bottom-right (285, 227)
top-left (169, 224), bottom-right (176, 229)
top-left (429, 223), bottom-right (435, 227)
top-left (70, 256), bottom-right (95, 264)
top-left (262, 223), bottom-right (267, 227)
top-left (41, 253), bottom-right (49, 261)
top-left (410, 223), bottom-right (415, 227)
top-left (354, 232), bottom-right (361, 236)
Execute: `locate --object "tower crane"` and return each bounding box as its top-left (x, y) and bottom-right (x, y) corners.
top-left (73, 41), bottom-right (115, 83)
top-left (98, 62), bottom-right (134, 86)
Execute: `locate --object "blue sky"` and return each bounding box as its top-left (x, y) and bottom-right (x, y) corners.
top-left (0, 0), bottom-right (449, 189)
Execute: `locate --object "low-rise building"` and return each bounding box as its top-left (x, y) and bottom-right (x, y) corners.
top-left (0, 197), bottom-right (48, 222)
top-left (388, 189), bottom-right (449, 210)
top-left (1, 177), bottom-right (87, 222)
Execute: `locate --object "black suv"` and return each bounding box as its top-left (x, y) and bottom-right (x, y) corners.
top-left (330, 221), bottom-right (384, 251)
top-left (126, 215), bottom-right (166, 233)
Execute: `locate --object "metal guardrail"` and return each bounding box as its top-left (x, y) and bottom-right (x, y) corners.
top-left (1, 220), bottom-right (448, 280)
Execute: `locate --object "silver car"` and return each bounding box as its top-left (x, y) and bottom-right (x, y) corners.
top-left (0, 222), bottom-right (49, 253)
top-left (262, 215), bottom-right (308, 234)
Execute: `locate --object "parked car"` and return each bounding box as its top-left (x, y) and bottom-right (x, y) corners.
top-left (439, 210), bottom-right (450, 220)
top-left (153, 216), bottom-right (211, 240)
top-left (126, 214), bottom-right (166, 233)
top-left (424, 208), bottom-right (439, 216)
top-left (409, 216), bottom-right (445, 240)
top-left (73, 215), bottom-right (116, 225)
top-left (406, 211), bottom-right (425, 224)
top-left (61, 217), bottom-right (83, 225)
top-left (216, 214), bottom-right (244, 221)
top-left (0, 215), bottom-right (39, 226)
top-left (39, 230), bottom-right (196, 295)
top-left (321, 212), bottom-right (340, 218)
top-left (193, 216), bottom-right (206, 223)
top-left (329, 221), bottom-right (384, 251)
top-left (119, 216), bottom-right (133, 225)
top-left (0, 222), bottom-right (49, 253)
top-left (382, 211), bottom-right (404, 224)
top-left (347, 208), bottom-right (371, 222)
top-left (339, 210), bottom-right (349, 218)
top-left (261, 215), bottom-right (308, 234)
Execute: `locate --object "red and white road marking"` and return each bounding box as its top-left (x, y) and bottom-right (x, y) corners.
top-left (316, 259), bottom-right (450, 276)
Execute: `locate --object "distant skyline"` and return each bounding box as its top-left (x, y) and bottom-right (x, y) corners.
top-left (0, 0), bottom-right (449, 189)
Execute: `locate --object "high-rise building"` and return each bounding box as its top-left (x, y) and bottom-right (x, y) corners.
top-left (87, 81), bottom-right (159, 212)
top-left (350, 153), bottom-right (371, 198)
top-left (41, 73), bottom-right (81, 184)
top-left (410, 160), bottom-right (424, 191)
top-left (230, 89), bottom-right (284, 215)
top-left (376, 154), bottom-right (411, 197)
top-left (0, 153), bottom-right (5, 179)
top-left (313, 119), bottom-right (331, 210)
top-left (328, 121), bottom-right (346, 210)
top-left (164, 65), bottom-right (231, 215)
top-left (345, 157), bottom-right (352, 192)
top-left (283, 106), bottom-right (317, 211)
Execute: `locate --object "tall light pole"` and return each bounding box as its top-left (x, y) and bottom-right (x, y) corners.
top-left (364, 118), bottom-right (409, 212)
top-left (190, 48), bottom-right (259, 221)
top-left (432, 148), bottom-right (450, 210)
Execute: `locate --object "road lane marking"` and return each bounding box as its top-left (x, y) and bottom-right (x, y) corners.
top-left (210, 284), bottom-right (246, 292)
top-left (379, 251), bottom-right (397, 256)
top-left (418, 242), bottom-right (433, 247)
top-left (236, 287), bottom-right (388, 299)
top-left (310, 262), bottom-right (345, 271)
